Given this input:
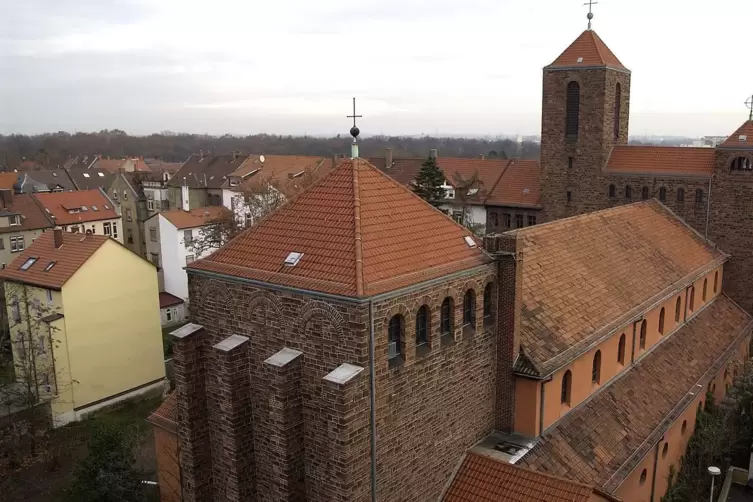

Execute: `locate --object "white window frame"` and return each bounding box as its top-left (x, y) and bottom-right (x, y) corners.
top-left (166, 308), bottom-right (173, 322)
top-left (8, 215), bottom-right (20, 226)
top-left (184, 230), bottom-right (193, 246)
top-left (149, 227), bottom-right (157, 242)
top-left (148, 199), bottom-right (154, 211)
top-left (185, 254), bottom-right (195, 265)
top-left (103, 222), bottom-right (112, 236)
top-left (112, 222), bottom-right (118, 239)
top-left (46, 289), bottom-right (53, 304)
top-left (10, 236), bottom-right (24, 252)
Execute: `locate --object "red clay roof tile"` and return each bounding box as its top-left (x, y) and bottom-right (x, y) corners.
top-left (159, 206), bottom-right (227, 230)
top-left (34, 189), bottom-right (118, 225)
top-left (605, 146), bottom-right (715, 176)
top-left (0, 193), bottom-right (53, 234)
top-left (147, 392), bottom-right (177, 433)
top-left (485, 160), bottom-right (541, 207)
top-left (520, 294), bottom-right (752, 492)
top-left (443, 452), bottom-right (606, 502)
top-left (0, 173), bottom-right (18, 190)
top-left (159, 292), bottom-right (184, 308)
top-left (548, 30), bottom-right (627, 70)
top-left (720, 120), bottom-right (753, 149)
top-left (510, 200), bottom-right (725, 376)
top-left (189, 158), bottom-right (491, 297)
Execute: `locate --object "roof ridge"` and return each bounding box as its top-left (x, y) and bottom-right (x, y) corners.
top-left (481, 159), bottom-right (513, 205)
top-left (353, 161), bottom-right (364, 296)
top-left (589, 30), bottom-right (607, 63)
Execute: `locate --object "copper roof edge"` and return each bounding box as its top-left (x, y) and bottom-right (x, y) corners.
top-left (352, 162), bottom-right (365, 297)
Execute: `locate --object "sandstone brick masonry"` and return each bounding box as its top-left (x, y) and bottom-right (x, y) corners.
top-left (175, 261), bottom-right (502, 502)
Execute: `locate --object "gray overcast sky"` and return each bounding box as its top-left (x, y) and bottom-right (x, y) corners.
top-left (1, 0), bottom-right (751, 137)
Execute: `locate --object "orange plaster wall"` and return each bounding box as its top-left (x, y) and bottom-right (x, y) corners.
top-left (153, 426), bottom-right (181, 502)
top-left (514, 378), bottom-right (540, 437)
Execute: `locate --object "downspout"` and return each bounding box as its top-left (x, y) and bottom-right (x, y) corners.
top-left (649, 439), bottom-right (661, 502)
top-left (630, 321), bottom-right (638, 365)
top-left (684, 287), bottom-right (689, 323)
top-left (704, 174), bottom-right (713, 241)
top-left (368, 300), bottom-right (377, 502)
top-left (47, 324), bottom-right (58, 395)
top-left (538, 380), bottom-right (546, 436)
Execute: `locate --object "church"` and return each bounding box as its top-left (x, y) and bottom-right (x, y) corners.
top-left (152, 13), bottom-right (753, 502)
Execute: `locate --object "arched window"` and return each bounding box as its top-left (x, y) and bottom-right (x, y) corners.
top-left (561, 370), bottom-right (572, 406)
top-left (702, 278), bottom-right (708, 301)
top-left (625, 185), bottom-right (632, 199)
top-left (483, 283), bottom-right (493, 321)
top-left (675, 296), bottom-right (682, 322)
top-left (659, 186), bottom-right (666, 201)
top-left (566, 81), bottom-right (580, 138)
top-left (714, 271), bottom-right (719, 293)
top-left (617, 333), bottom-right (626, 365)
top-left (463, 289), bottom-right (476, 329)
top-left (681, 420), bottom-right (687, 435)
top-left (658, 307), bottom-right (665, 335)
top-left (695, 188), bottom-right (704, 206)
top-left (639, 469), bottom-right (647, 486)
top-left (388, 314), bottom-right (404, 360)
top-left (608, 184), bottom-right (616, 198)
top-left (440, 297), bottom-right (453, 336)
top-left (662, 443), bottom-right (669, 459)
top-left (677, 188), bottom-right (685, 202)
top-left (416, 305), bottom-right (429, 346)
top-left (639, 320), bottom-right (647, 349)
top-left (592, 350), bottom-right (601, 385)
top-left (641, 186), bottom-right (649, 200)
top-left (689, 286), bottom-right (695, 311)
top-left (731, 157), bottom-right (753, 170)
top-left (614, 83), bottom-right (621, 140)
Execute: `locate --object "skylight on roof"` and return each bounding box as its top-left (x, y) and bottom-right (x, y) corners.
top-left (741, 135), bottom-right (748, 142)
top-left (81, 205), bottom-right (88, 211)
top-left (467, 188), bottom-right (479, 196)
top-left (523, 188), bottom-right (530, 194)
top-left (83, 173), bottom-right (90, 178)
top-left (92, 205), bottom-right (98, 211)
top-left (284, 252), bottom-right (303, 267)
top-left (577, 57), bottom-right (584, 63)
top-left (20, 257), bottom-right (38, 271)
top-left (104, 204), bottom-right (110, 209)
top-left (52, 172), bottom-right (57, 177)
top-left (464, 236), bottom-right (477, 248)
top-left (97, 172), bottom-right (104, 177)
top-left (44, 261), bottom-right (56, 272)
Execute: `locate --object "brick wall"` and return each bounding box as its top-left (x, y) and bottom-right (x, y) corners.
top-left (486, 206), bottom-right (542, 234)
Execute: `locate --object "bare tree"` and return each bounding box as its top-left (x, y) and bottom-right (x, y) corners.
top-left (451, 171), bottom-right (486, 236)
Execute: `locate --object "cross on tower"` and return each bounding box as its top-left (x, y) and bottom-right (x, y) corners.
top-left (584, 0), bottom-right (598, 30)
top-left (347, 97), bottom-right (362, 138)
top-left (746, 95), bottom-right (753, 121)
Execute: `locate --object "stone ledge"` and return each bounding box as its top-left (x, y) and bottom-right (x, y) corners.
top-left (323, 363), bottom-right (364, 385)
top-left (264, 347), bottom-right (303, 367)
top-left (213, 334), bottom-right (249, 352)
top-left (170, 322), bottom-right (204, 339)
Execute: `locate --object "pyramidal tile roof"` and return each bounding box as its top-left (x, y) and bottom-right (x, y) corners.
top-left (720, 120), bottom-right (753, 149)
top-left (188, 158), bottom-right (491, 297)
top-left (548, 30), bottom-right (627, 71)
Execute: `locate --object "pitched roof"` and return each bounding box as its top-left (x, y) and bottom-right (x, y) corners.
top-left (34, 189), bottom-right (118, 225)
top-left (719, 120), bottom-right (753, 149)
top-left (188, 158), bottom-right (491, 298)
top-left (167, 154), bottom-right (249, 189)
top-left (0, 232), bottom-right (109, 289)
top-left (443, 452), bottom-right (613, 502)
top-left (94, 158), bottom-right (128, 173)
top-left (228, 154), bottom-right (333, 196)
top-left (368, 157), bottom-right (424, 185)
top-left (0, 173), bottom-right (19, 190)
top-left (0, 193), bottom-right (53, 234)
top-left (159, 206), bottom-right (227, 230)
top-left (63, 155), bottom-right (97, 170)
top-left (67, 168), bottom-right (115, 191)
top-left (509, 200), bottom-right (725, 376)
top-left (15, 169), bottom-right (77, 193)
top-left (605, 146), bottom-right (715, 177)
top-left (147, 392), bottom-right (177, 433)
top-left (547, 30), bottom-right (627, 71)
top-left (159, 292), bottom-right (184, 308)
top-left (520, 294), bottom-right (752, 493)
top-left (485, 160), bottom-right (541, 208)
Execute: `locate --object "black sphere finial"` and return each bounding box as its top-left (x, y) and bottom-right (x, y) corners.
top-left (350, 126), bottom-right (360, 139)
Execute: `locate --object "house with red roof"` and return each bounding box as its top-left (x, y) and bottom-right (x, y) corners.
top-left (33, 189), bottom-right (122, 244)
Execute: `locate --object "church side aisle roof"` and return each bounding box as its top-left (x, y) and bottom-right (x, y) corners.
top-left (605, 145), bottom-right (716, 177)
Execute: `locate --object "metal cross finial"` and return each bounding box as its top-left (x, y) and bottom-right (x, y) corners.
top-left (746, 95), bottom-right (753, 121)
top-left (347, 97), bottom-right (362, 130)
top-left (584, 0), bottom-right (598, 30)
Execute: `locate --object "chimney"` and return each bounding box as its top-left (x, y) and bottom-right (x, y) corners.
top-left (233, 150), bottom-right (238, 162)
top-left (429, 149), bottom-right (438, 159)
top-left (0, 189), bottom-right (12, 207)
top-left (53, 228), bottom-right (64, 249)
top-left (385, 148), bottom-right (393, 169)
top-left (332, 153), bottom-right (341, 169)
top-left (479, 154), bottom-right (486, 160)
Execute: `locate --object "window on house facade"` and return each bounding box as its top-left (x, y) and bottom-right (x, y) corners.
top-left (452, 211), bottom-right (463, 224)
top-left (625, 185), bottom-right (632, 199)
top-left (463, 289), bottom-right (476, 330)
top-left (731, 157), bottom-right (753, 170)
top-left (11, 297), bottom-right (20, 323)
top-left (566, 191), bottom-right (572, 203)
top-left (639, 469), bottom-right (647, 486)
top-left (689, 286), bottom-right (695, 311)
top-left (483, 283), bottom-right (493, 322)
top-left (695, 188), bottom-right (704, 206)
top-left (568, 157), bottom-right (574, 169)
top-left (639, 320), bottom-right (647, 349)
top-left (46, 289), bottom-right (53, 304)
top-left (614, 83), bottom-right (622, 140)
top-left (388, 314), bottom-right (403, 360)
top-left (592, 350), bottom-right (601, 385)
top-left (565, 81), bottom-right (580, 138)
top-left (561, 370), bottom-right (572, 406)
top-left (166, 308), bottom-right (173, 322)
top-left (0, 238), bottom-right (4, 250)
top-left (714, 271), bottom-right (719, 293)
top-left (527, 215), bottom-right (536, 226)
top-left (617, 334), bottom-right (626, 365)
top-left (490, 212), bottom-right (499, 227)
top-left (641, 186), bottom-right (649, 200)
top-left (659, 187), bottom-right (666, 201)
top-left (702, 278), bottom-right (708, 301)
top-left (609, 184), bottom-right (616, 198)
top-left (503, 213), bottom-right (511, 228)
top-left (113, 222), bottom-right (118, 239)
top-left (416, 305), bottom-right (429, 346)
top-left (185, 254), bottom-right (195, 265)
top-left (440, 297), bottom-right (453, 336)
top-left (151, 252), bottom-right (160, 267)
top-left (10, 236), bottom-right (24, 252)
top-left (150, 227), bottom-right (157, 242)
top-left (659, 307), bottom-right (665, 335)
top-left (675, 296), bottom-right (682, 322)
top-left (123, 190), bottom-right (128, 200)
top-left (148, 199), bottom-right (154, 211)
top-left (8, 214), bottom-right (20, 226)
top-left (677, 188), bottom-right (685, 202)
top-left (184, 230), bottom-right (193, 246)
top-left (515, 214), bottom-right (524, 228)
top-left (38, 336), bottom-right (46, 355)
top-left (126, 208), bottom-right (132, 222)
top-left (127, 228), bottom-right (133, 244)
top-left (103, 222), bottom-right (112, 236)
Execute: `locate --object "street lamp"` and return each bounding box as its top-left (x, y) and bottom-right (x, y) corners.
top-left (708, 465), bottom-right (721, 502)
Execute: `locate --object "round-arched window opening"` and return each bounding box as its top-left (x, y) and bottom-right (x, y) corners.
top-left (731, 157), bottom-right (753, 171)
top-left (639, 468), bottom-right (647, 485)
top-left (681, 420), bottom-right (687, 435)
top-left (662, 443), bottom-right (669, 459)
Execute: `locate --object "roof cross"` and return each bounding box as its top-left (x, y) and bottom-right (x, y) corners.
top-left (746, 95), bottom-right (753, 121)
top-left (584, 0), bottom-right (598, 30)
top-left (347, 97), bottom-right (362, 158)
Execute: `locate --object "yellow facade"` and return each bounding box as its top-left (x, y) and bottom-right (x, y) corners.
top-left (5, 239), bottom-right (165, 426)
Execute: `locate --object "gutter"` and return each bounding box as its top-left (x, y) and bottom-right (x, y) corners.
top-left (649, 439), bottom-right (661, 502)
top-left (368, 300), bottom-right (377, 502)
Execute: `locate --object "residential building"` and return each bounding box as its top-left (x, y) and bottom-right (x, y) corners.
top-left (159, 292), bottom-right (186, 327)
top-left (144, 206), bottom-right (226, 301)
top-left (0, 230), bottom-right (165, 426)
top-left (142, 171), bottom-right (173, 217)
top-left (166, 152), bottom-right (248, 211)
top-left (108, 172), bottom-right (150, 257)
top-left (0, 190), bottom-right (54, 269)
top-left (14, 169), bottom-right (75, 193)
top-left (94, 157), bottom-right (151, 174)
top-left (34, 189), bottom-right (122, 243)
top-left (66, 167), bottom-right (115, 191)
top-left (62, 155), bottom-right (97, 170)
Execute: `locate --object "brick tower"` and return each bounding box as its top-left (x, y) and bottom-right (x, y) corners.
top-left (539, 27), bottom-right (631, 222)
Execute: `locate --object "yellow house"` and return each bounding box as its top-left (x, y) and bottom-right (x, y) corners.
top-left (0, 228), bottom-right (165, 426)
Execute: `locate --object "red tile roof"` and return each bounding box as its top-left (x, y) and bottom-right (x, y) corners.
top-left (0, 193), bottom-right (53, 234)
top-left (720, 120), bottom-right (753, 149)
top-left (548, 30), bottom-right (627, 71)
top-left (510, 200), bottom-right (725, 376)
top-left (189, 158), bottom-right (491, 297)
top-left (34, 189), bottom-right (118, 225)
top-left (159, 206), bottom-right (227, 230)
top-left (0, 232), bottom-right (109, 289)
top-left (229, 155), bottom-right (333, 197)
top-left (605, 146), bottom-right (715, 177)
top-left (0, 173), bottom-right (18, 190)
top-left (485, 160), bottom-right (541, 207)
top-left (147, 392), bottom-right (177, 433)
top-left (94, 158), bottom-right (128, 173)
top-left (520, 294), bottom-right (752, 493)
top-left (159, 292), bottom-right (184, 308)
top-left (443, 452), bottom-right (614, 502)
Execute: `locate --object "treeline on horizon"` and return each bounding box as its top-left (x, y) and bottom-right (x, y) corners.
top-left (0, 129), bottom-right (542, 168)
